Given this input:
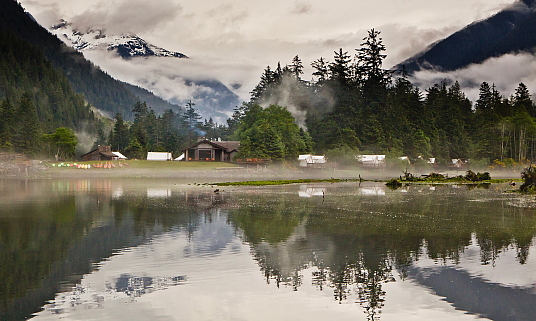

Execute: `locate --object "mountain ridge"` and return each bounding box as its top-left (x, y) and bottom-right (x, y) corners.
top-left (397, 0), bottom-right (536, 73)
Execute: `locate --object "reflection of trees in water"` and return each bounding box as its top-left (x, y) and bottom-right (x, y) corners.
top-left (230, 184), bottom-right (536, 320)
top-left (0, 181), bottom-right (232, 320)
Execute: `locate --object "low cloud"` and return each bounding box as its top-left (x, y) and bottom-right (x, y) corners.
top-left (410, 52), bottom-right (536, 102)
top-left (82, 50), bottom-right (253, 121)
top-left (256, 74), bottom-right (335, 129)
top-left (71, 0), bottom-right (182, 34)
top-left (290, 2), bottom-right (312, 15)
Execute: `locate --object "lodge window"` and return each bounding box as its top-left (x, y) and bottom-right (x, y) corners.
top-left (199, 149), bottom-right (212, 160)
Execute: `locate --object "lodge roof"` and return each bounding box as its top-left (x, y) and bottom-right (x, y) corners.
top-left (184, 140), bottom-right (240, 152)
top-left (80, 149), bottom-right (116, 158)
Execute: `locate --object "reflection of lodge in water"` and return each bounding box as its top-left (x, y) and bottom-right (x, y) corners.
top-left (6, 181), bottom-right (536, 321)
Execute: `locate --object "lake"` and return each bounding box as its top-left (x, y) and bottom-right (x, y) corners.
top-left (1, 178), bottom-right (536, 321)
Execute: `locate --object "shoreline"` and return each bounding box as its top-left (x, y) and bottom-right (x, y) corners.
top-left (0, 160), bottom-right (522, 182)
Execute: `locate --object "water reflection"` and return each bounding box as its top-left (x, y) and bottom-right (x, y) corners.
top-left (298, 185), bottom-right (325, 198)
top-left (228, 182), bottom-right (536, 320)
top-left (46, 274), bottom-right (186, 314)
top-left (2, 180), bottom-right (536, 320)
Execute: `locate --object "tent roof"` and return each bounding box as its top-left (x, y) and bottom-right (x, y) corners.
top-left (147, 152), bottom-right (172, 160)
top-left (356, 155), bottom-right (386, 162)
top-left (112, 151), bottom-right (127, 159)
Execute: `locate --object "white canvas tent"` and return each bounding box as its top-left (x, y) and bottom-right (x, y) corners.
top-left (147, 152), bottom-right (172, 161)
top-left (112, 151), bottom-right (127, 160)
top-left (298, 154), bottom-right (327, 168)
top-left (356, 155), bottom-right (386, 168)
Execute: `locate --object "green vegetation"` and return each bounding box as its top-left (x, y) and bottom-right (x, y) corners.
top-left (386, 170), bottom-right (494, 186)
top-left (520, 165), bottom-right (536, 193)
top-left (234, 104), bottom-right (313, 161)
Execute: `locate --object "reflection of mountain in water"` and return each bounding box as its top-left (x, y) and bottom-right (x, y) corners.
top-left (6, 181), bottom-right (536, 320)
top-left (410, 266), bottom-right (536, 321)
top-left (228, 183), bottom-right (536, 320)
top-left (0, 180), bottom-right (233, 320)
top-left (45, 274), bottom-right (186, 315)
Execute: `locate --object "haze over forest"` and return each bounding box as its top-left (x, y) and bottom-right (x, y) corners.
top-left (2, 0), bottom-right (536, 167)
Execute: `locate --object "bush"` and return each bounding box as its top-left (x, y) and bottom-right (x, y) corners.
top-left (521, 165), bottom-right (536, 192)
top-left (325, 146), bottom-right (361, 167)
top-left (464, 170), bottom-right (491, 181)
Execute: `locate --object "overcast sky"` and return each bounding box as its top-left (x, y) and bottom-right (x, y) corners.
top-left (19, 0), bottom-right (516, 101)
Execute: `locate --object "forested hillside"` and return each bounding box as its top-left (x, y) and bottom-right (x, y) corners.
top-left (398, 0), bottom-right (536, 73)
top-left (0, 28), bottom-right (93, 132)
top-left (0, 23), bottom-right (101, 156)
top-left (0, 0), bottom-right (179, 118)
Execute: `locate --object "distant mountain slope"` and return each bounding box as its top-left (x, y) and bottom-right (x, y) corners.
top-left (48, 18), bottom-right (241, 122)
top-left (397, 0), bottom-right (536, 73)
top-left (0, 0), bottom-right (180, 119)
top-left (0, 26), bottom-right (94, 132)
top-left (120, 81), bottom-right (184, 118)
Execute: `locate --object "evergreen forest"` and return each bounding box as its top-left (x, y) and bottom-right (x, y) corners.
top-left (241, 29), bottom-right (536, 167)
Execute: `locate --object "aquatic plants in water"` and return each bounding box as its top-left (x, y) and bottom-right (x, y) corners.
top-left (520, 165), bottom-right (536, 193)
top-left (387, 170), bottom-right (492, 188)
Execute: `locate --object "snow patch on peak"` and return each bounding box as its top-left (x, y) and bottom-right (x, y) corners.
top-left (51, 20), bottom-right (187, 59)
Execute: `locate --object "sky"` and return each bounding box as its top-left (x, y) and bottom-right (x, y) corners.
top-left (19, 0), bottom-right (519, 103)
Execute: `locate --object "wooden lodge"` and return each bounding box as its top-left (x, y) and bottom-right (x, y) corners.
top-left (183, 140), bottom-right (240, 162)
top-left (81, 146), bottom-right (117, 161)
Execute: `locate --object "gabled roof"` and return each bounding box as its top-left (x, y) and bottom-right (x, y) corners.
top-left (184, 140), bottom-right (240, 152)
top-left (298, 154), bottom-right (326, 164)
top-left (81, 149), bottom-right (116, 158)
top-left (81, 148), bottom-right (98, 157)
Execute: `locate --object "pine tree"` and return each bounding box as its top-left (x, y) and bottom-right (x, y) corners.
top-left (0, 98), bottom-right (15, 149)
top-left (289, 55), bottom-right (304, 81)
top-left (182, 100), bottom-right (201, 144)
top-left (250, 66), bottom-right (274, 102)
top-left (112, 113), bottom-right (129, 152)
top-left (13, 94), bottom-right (40, 155)
top-left (311, 57), bottom-right (329, 85)
top-left (475, 82), bottom-right (493, 112)
top-left (513, 83), bottom-right (534, 116)
top-left (329, 48), bottom-right (351, 87)
top-left (356, 29), bottom-right (387, 81)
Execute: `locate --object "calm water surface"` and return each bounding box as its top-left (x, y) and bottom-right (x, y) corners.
top-left (2, 179), bottom-right (536, 321)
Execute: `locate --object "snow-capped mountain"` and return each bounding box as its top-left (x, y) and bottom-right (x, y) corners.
top-left (49, 20), bottom-right (240, 122)
top-left (51, 20), bottom-right (187, 59)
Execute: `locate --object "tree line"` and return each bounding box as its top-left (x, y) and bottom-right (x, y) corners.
top-left (109, 101), bottom-right (230, 159)
top-left (3, 17), bottom-right (536, 165)
top-left (245, 29), bottom-right (536, 166)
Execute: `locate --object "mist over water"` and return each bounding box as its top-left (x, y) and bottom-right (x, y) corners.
top-left (2, 178), bottom-right (535, 320)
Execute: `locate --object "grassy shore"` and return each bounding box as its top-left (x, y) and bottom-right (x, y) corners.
top-left (211, 178), bottom-right (360, 186)
top-left (49, 160), bottom-right (241, 170)
top-left (4, 159), bottom-right (523, 184)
